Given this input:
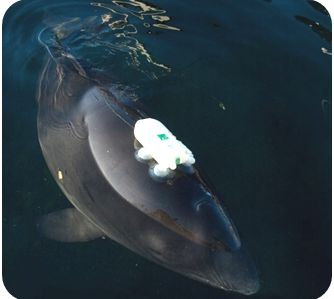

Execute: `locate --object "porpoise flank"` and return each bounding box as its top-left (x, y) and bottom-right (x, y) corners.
top-left (36, 49), bottom-right (259, 295)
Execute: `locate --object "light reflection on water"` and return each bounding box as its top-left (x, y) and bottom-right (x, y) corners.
top-left (40, 0), bottom-right (182, 81)
top-left (3, 0), bottom-right (331, 298)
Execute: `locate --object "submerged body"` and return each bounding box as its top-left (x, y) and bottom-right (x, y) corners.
top-left (37, 53), bottom-right (259, 295)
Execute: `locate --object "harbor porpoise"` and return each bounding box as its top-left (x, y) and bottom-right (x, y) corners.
top-left (36, 37), bottom-right (259, 296)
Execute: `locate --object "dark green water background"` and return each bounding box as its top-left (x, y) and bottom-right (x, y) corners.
top-left (3, 0), bottom-right (331, 298)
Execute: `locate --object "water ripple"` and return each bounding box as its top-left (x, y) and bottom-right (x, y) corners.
top-left (39, 0), bottom-right (181, 81)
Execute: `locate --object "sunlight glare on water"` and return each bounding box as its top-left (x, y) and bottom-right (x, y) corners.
top-left (3, 0), bottom-right (331, 298)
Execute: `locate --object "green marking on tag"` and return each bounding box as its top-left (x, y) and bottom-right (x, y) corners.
top-left (175, 157), bottom-right (181, 165)
top-left (157, 133), bottom-right (169, 140)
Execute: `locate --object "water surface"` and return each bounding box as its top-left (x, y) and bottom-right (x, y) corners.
top-left (3, 0), bottom-right (331, 298)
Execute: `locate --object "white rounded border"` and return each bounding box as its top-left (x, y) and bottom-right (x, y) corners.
top-left (312, 4), bottom-right (334, 299)
top-left (1, 1), bottom-right (39, 298)
top-left (0, 0), bottom-right (332, 298)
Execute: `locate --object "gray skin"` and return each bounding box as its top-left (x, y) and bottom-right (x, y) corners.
top-left (37, 54), bottom-right (260, 295)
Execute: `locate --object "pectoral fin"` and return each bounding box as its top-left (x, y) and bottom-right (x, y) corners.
top-left (37, 208), bottom-right (104, 242)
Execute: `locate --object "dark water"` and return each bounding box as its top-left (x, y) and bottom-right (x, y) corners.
top-left (3, 0), bottom-right (331, 298)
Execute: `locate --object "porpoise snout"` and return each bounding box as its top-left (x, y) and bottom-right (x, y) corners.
top-left (210, 247), bottom-right (260, 295)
